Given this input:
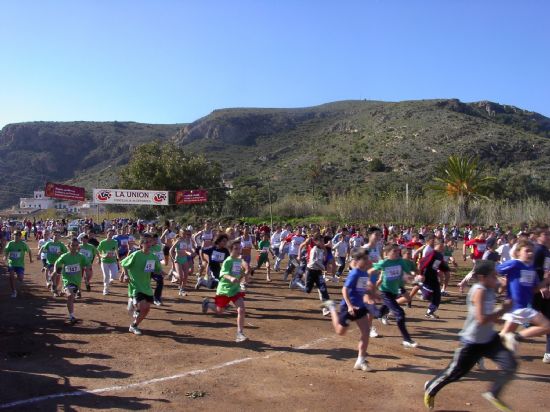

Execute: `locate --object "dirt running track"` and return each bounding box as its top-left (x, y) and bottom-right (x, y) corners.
top-left (0, 239), bottom-right (548, 411)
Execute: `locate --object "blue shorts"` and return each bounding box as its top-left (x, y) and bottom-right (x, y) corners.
top-left (370, 273), bottom-right (379, 285)
top-left (338, 303), bottom-right (368, 327)
top-left (8, 266), bottom-right (25, 276)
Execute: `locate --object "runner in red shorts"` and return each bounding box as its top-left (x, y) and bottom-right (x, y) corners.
top-left (202, 240), bottom-right (249, 342)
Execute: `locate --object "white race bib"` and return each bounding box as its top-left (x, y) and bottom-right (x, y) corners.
top-left (80, 249), bottom-right (92, 259)
top-left (49, 246), bottom-right (60, 254)
top-left (211, 251), bottom-right (225, 262)
top-left (231, 262), bottom-right (242, 275)
top-left (432, 260), bottom-right (441, 270)
top-left (9, 251), bottom-right (21, 259)
top-left (144, 260), bottom-right (156, 272)
top-left (65, 264), bottom-right (81, 274)
top-left (477, 244), bottom-right (486, 252)
top-left (519, 270), bottom-right (536, 286)
top-left (384, 265), bottom-right (402, 281)
top-left (356, 276), bottom-right (369, 290)
top-left (544, 257), bottom-right (550, 271)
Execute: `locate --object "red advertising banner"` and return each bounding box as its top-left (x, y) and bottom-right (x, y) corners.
top-left (176, 189), bottom-right (208, 204)
top-left (45, 182), bottom-right (86, 201)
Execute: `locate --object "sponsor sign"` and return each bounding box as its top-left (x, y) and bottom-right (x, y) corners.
top-left (45, 182), bottom-right (86, 201)
top-left (175, 189), bottom-right (208, 204)
top-left (93, 189), bottom-right (169, 205)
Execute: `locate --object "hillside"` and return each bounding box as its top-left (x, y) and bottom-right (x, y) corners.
top-left (0, 121), bottom-right (183, 208)
top-left (2, 99), bottom-right (550, 210)
top-left (174, 99), bottom-right (550, 199)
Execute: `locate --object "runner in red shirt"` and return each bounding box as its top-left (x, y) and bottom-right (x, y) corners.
top-left (458, 232), bottom-right (487, 293)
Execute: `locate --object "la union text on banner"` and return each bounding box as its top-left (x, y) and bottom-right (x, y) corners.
top-left (93, 189), bottom-right (169, 205)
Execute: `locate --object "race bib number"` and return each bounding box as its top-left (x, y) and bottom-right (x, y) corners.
top-left (519, 270), bottom-right (536, 286)
top-left (356, 276), bottom-right (369, 290)
top-left (65, 264), bottom-right (81, 274)
top-left (231, 262), bottom-right (242, 275)
top-left (9, 251), bottom-right (21, 259)
top-left (432, 260), bottom-right (441, 270)
top-left (477, 244), bottom-right (486, 252)
top-left (106, 251), bottom-right (116, 258)
top-left (544, 257), bottom-right (550, 271)
top-left (144, 260), bottom-right (156, 272)
top-left (262, 247), bottom-right (269, 252)
top-left (368, 250), bottom-right (380, 262)
top-left (49, 246), bottom-right (60, 254)
top-left (80, 249), bottom-right (92, 258)
top-left (121, 239), bottom-right (128, 246)
top-left (155, 252), bottom-right (164, 261)
top-left (384, 265), bottom-right (402, 281)
top-left (211, 251), bottom-right (225, 262)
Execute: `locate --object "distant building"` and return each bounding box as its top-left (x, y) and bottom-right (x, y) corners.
top-left (19, 190), bottom-right (90, 213)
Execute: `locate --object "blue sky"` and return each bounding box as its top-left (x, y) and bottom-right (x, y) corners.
top-left (1, 0), bottom-right (549, 128)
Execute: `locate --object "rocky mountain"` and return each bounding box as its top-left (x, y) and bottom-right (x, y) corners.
top-left (0, 121), bottom-right (183, 208)
top-left (1, 99), bottom-right (550, 210)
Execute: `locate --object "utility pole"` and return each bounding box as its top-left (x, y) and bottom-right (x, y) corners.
top-left (267, 181), bottom-right (273, 229)
top-left (405, 183), bottom-right (409, 222)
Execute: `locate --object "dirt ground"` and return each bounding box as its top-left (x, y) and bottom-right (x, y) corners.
top-left (0, 239), bottom-right (548, 412)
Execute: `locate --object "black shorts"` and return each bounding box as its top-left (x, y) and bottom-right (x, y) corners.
top-left (163, 245), bottom-right (170, 256)
top-left (133, 292), bottom-right (154, 304)
top-left (338, 304), bottom-right (368, 327)
top-left (64, 283), bottom-right (80, 296)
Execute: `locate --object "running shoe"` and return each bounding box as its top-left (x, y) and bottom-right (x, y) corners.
top-left (85, 283), bottom-right (91, 292)
top-left (103, 288), bottom-right (109, 296)
top-left (380, 314), bottom-right (390, 325)
top-left (52, 290), bottom-right (60, 297)
top-left (202, 298), bottom-right (210, 314)
top-left (236, 331), bottom-right (248, 342)
top-left (543, 353), bottom-right (550, 364)
top-left (423, 388), bottom-right (435, 410)
top-left (129, 324), bottom-right (142, 335)
top-left (353, 360), bottom-right (373, 372)
top-left (76, 291), bottom-right (82, 299)
top-left (10, 291), bottom-right (17, 298)
top-left (425, 311), bottom-right (439, 319)
top-left (500, 332), bottom-right (518, 353)
top-left (481, 392), bottom-right (512, 412)
top-left (440, 290), bottom-right (450, 297)
top-left (240, 283), bottom-right (247, 292)
top-left (320, 300), bottom-right (336, 311)
top-left (402, 340), bottom-right (418, 348)
top-left (369, 327), bottom-right (379, 338)
top-left (195, 277), bottom-right (204, 290)
top-left (153, 299), bottom-right (162, 306)
top-left (322, 307), bottom-right (330, 317)
top-left (69, 316), bottom-right (78, 325)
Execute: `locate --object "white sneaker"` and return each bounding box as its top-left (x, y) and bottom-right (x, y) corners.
top-left (103, 288), bottom-right (109, 296)
top-left (129, 325), bottom-right (142, 335)
top-left (240, 283), bottom-right (247, 292)
top-left (322, 307), bottom-right (330, 316)
top-left (501, 332), bottom-right (518, 353)
top-left (236, 331), bottom-right (248, 342)
top-left (153, 299), bottom-right (162, 306)
top-left (402, 340), bottom-right (418, 348)
top-left (543, 353), bottom-right (550, 364)
top-left (10, 291), bottom-right (17, 298)
top-left (353, 360), bottom-right (373, 372)
top-left (195, 277), bottom-right (204, 290)
top-left (380, 314), bottom-right (389, 325)
top-left (369, 326), bottom-right (379, 338)
top-left (320, 300), bottom-right (336, 312)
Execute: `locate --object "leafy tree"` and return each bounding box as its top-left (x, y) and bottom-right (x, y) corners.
top-left (429, 155), bottom-right (495, 223)
top-left (367, 158), bottom-right (386, 172)
top-left (119, 142), bottom-right (226, 213)
top-left (225, 176), bottom-right (272, 216)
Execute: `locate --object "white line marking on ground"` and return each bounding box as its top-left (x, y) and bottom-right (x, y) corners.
top-left (0, 335), bottom-right (335, 409)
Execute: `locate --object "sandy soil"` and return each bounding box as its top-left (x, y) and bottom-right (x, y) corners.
top-left (0, 239), bottom-right (548, 412)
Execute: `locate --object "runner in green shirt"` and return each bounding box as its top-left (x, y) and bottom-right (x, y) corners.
top-left (97, 228), bottom-right (119, 295)
top-left (39, 232), bottom-right (68, 296)
top-left (255, 232), bottom-right (272, 282)
top-left (120, 234), bottom-right (163, 335)
top-left (3, 231), bottom-right (33, 298)
top-left (369, 243), bottom-right (418, 348)
top-left (79, 235), bottom-right (98, 292)
top-left (201, 241), bottom-right (248, 343)
top-left (55, 238), bottom-right (87, 324)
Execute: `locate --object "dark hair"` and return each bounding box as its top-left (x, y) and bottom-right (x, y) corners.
top-left (214, 234), bottom-right (229, 245)
top-left (351, 248), bottom-right (368, 261)
top-left (228, 240), bottom-right (241, 250)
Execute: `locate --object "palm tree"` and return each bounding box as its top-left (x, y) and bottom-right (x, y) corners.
top-left (429, 155), bottom-right (494, 223)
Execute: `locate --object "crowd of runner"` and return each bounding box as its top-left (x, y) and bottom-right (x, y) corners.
top-left (1, 217), bottom-right (549, 411)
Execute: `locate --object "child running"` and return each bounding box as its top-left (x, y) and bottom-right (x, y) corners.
top-left (3, 230), bottom-right (33, 298)
top-left (424, 260), bottom-right (516, 412)
top-left (79, 235), bottom-right (98, 292)
top-left (54, 238), bottom-right (88, 324)
top-left (368, 243), bottom-right (418, 348)
top-left (39, 231), bottom-right (68, 296)
top-left (121, 234), bottom-right (163, 335)
top-left (201, 241), bottom-right (248, 342)
top-left (322, 248), bottom-right (375, 372)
